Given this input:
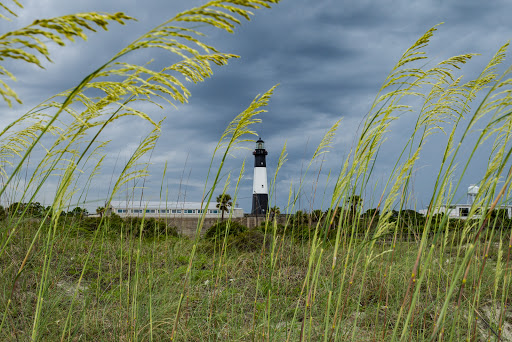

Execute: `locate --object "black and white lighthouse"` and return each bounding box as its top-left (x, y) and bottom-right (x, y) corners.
top-left (251, 138), bottom-right (268, 215)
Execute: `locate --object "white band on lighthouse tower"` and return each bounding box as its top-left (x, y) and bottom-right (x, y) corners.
top-left (253, 167), bottom-right (268, 194)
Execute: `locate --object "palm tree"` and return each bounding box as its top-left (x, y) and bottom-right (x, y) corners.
top-left (70, 206), bottom-right (88, 218)
top-left (96, 206), bottom-right (105, 218)
top-left (216, 194), bottom-right (232, 221)
top-left (269, 206), bottom-right (280, 222)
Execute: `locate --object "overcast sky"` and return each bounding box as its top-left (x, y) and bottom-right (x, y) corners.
top-left (1, 0), bottom-right (512, 213)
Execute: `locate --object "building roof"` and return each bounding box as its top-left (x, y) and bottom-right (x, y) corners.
top-left (109, 200), bottom-right (242, 210)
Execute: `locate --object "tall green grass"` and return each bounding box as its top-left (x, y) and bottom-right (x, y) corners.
top-left (1, 1), bottom-right (512, 341)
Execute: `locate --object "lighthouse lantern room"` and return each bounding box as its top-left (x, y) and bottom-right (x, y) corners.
top-left (252, 138), bottom-right (268, 215)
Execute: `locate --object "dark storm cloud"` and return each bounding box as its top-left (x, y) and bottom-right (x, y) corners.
top-left (1, 0), bottom-right (512, 212)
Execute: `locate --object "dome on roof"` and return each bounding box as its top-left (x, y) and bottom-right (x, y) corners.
top-left (467, 184), bottom-right (479, 205)
top-left (468, 185), bottom-right (479, 194)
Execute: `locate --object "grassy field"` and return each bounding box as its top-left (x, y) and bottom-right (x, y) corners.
top-left (0, 216), bottom-right (510, 341)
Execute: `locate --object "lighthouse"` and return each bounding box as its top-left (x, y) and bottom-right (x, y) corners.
top-left (252, 138), bottom-right (268, 215)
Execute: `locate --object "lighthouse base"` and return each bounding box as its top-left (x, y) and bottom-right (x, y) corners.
top-left (251, 193), bottom-right (268, 215)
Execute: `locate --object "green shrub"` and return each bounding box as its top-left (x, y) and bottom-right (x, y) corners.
top-left (78, 214), bottom-right (178, 238)
top-left (120, 217), bottom-right (178, 238)
top-left (447, 218), bottom-right (465, 231)
top-left (204, 220), bottom-right (247, 240)
top-left (80, 217), bottom-right (102, 233)
top-left (256, 219), bottom-right (314, 240)
top-left (256, 221), bottom-right (286, 234)
top-left (489, 209), bottom-right (512, 230)
top-left (290, 224), bottom-right (313, 240)
top-left (0, 206), bottom-right (6, 221)
top-left (230, 229), bottom-right (270, 253)
top-left (291, 210), bottom-right (309, 226)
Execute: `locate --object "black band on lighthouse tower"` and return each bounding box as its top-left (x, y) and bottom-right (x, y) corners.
top-left (252, 138), bottom-right (268, 215)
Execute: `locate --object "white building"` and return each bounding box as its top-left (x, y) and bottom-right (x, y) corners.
top-left (107, 200), bottom-right (244, 218)
top-left (419, 185), bottom-right (512, 219)
top-left (419, 204), bottom-right (512, 219)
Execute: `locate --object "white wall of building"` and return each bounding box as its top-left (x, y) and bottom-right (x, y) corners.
top-left (107, 200), bottom-right (244, 218)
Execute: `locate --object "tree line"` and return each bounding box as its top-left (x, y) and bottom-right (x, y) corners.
top-left (0, 202), bottom-right (88, 220)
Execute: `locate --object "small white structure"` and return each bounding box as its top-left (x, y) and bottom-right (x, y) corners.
top-left (467, 184), bottom-right (479, 205)
top-left (419, 185), bottom-right (512, 219)
top-left (107, 200), bottom-right (244, 218)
